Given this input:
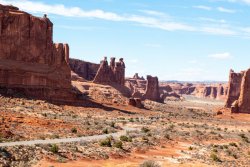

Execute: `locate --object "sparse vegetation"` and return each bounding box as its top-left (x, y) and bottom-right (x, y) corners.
top-left (100, 137), bottom-right (112, 147)
top-left (140, 160), bottom-right (160, 167)
top-left (114, 141), bottom-right (123, 149)
top-left (50, 144), bottom-right (59, 154)
top-left (210, 153), bottom-right (222, 162)
top-left (120, 135), bottom-right (132, 142)
top-left (71, 128), bottom-right (78, 134)
top-left (141, 127), bottom-right (150, 133)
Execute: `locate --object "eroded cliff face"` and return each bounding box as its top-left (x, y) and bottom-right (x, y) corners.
top-left (193, 84), bottom-right (228, 100)
top-left (238, 69), bottom-right (250, 113)
top-left (0, 5), bottom-right (73, 102)
top-left (69, 58), bottom-right (100, 81)
top-left (225, 70), bottom-right (244, 108)
top-left (143, 76), bottom-right (161, 102)
top-left (93, 57), bottom-right (125, 85)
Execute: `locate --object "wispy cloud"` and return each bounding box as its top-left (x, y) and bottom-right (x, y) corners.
top-left (193, 5), bottom-right (212, 10)
top-left (208, 52), bottom-right (232, 59)
top-left (226, 0), bottom-right (250, 5)
top-left (193, 5), bottom-right (236, 13)
top-left (0, 0), bottom-right (249, 38)
top-left (199, 17), bottom-right (227, 24)
top-left (0, 0), bottom-right (195, 32)
top-left (139, 10), bottom-right (168, 17)
top-left (217, 7), bottom-right (236, 13)
top-left (55, 25), bottom-right (105, 31)
top-left (201, 27), bottom-right (237, 35)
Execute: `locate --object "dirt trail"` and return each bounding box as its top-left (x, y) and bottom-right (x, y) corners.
top-left (0, 127), bottom-right (137, 147)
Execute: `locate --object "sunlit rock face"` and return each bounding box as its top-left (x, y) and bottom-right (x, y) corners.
top-left (225, 69), bottom-right (245, 108)
top-left (0, 4), bottom-right (73, 102)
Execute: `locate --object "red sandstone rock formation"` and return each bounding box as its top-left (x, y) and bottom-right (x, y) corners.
top-left (93, 57), bottom-right (114, 83)
top-left (237, 69), bottom-right (250, 113)
top-left (143, 75), bottom-right (161, 102)
top-left (69, 58), bottom-right (100, 81)
top-left (125, 73), bottom-right (147, 99)
top-left (126, 74), bottom-right (170, 102)
top-left (133, 73), bottom-right (144, 80)
top-left (129, 98), bottom-right (143, 108)
top-left (93, 57), bottom-right (125, 85)
top-left (193, 84), bottom-right (228, 100)
top-left (224, 68), bottom-right (250, 114)
top-left (0, 4), bottom-right (73, 102)
top-left (225, 70), bottom-right (245, 108)
top-left (114, 58), bottom-right (126, 85)
top-left (159, 82), bottom-right (228, 101)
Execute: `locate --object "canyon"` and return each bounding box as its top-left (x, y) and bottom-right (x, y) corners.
top-left (0, 3), bottom-right (249, 167)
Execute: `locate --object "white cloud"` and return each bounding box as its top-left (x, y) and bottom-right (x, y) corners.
top-left (199, 17), bottom-right (227, 24)
top-left (217, 7), bottom-right (236, 13)
top-left (226, 0), bottom-right (250, 5)
top-left (193, 5), bottom-right (212, 10)
top-left (194, 5), bottom-right (236, 13)
top-left (139, 10), bottom-right (168, 17)
top-left (201, 27), bottom-right (237, 35)
top-left (0, 0), bottom-right (249, 38)
top-left (0, 0), bottom-right (195, 32)
top-left (208, 52), bottom-right (232, 59)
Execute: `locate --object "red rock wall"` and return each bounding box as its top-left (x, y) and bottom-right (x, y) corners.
top-left (69, 58), bottom-right (100, 81)
top-left (194, 84), bottom-right (228, 100)
top-left (225, 70), bottom-right (244, 108)
top-left (238, 69), bottom-right (250, 113)
top-left (0, 5), bottom-right (73, 102)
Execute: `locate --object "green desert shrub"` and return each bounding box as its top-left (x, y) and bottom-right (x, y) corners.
top-left (114, 141), bottom-right (123, 149)
top-left (210, 153), bottom-right (222, 162)
top-left (50, 144), bottom-right (59, 154)
top-left (100, 137), bottom-right (112, 147)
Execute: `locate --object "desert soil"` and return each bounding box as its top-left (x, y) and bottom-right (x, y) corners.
top-left (0, 94), bottom-right (250, 167)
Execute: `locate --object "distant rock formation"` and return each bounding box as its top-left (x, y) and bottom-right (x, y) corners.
top-left (0, 4), bottom-right (73, 102)
top-left (159, 82), bottom-right (228, 101)
top-left (143, 76), bottom-right (161, 102)
top-left (69, 58), bottom-right (100, 81)
top-left (126, 74), bottom-right (163, 102)
top-left (133, 73), bottom-right (144, 80)
top-left (93, 57), bottom-right (125, 85)
top-left (193, 84), bottom-right (228, 100)
top-left (225, 69), bottom-right (245, 108)
top-left (114, 58), bottom-right (126, 85)
top-left (125, 73), bottom-right (147, 99)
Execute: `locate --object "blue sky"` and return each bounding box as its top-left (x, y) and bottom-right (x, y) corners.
top-left (1, 0), bottom-right (250, 81)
